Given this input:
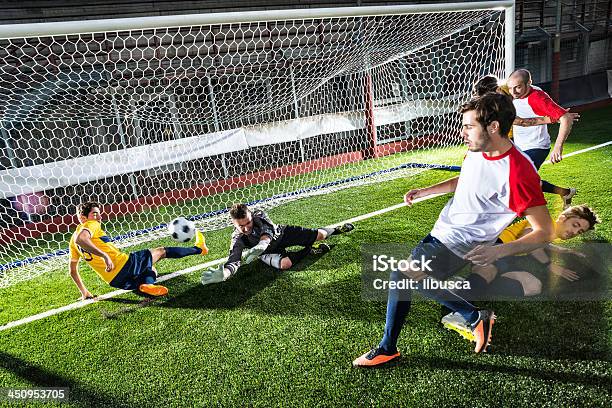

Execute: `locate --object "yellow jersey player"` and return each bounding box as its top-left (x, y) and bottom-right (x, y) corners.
top-left (442, 204), bottom-right (600, 341)
top-left (69, 201), bottom-right (209, 298)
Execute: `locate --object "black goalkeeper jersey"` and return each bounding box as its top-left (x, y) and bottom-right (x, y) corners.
top-left (224, 210), bottom-right (285, 273)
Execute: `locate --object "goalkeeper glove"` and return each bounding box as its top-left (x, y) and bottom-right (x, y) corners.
top-left (201, 264), bottom-right (229, 286)
top-left (242, 240), bottom-right (271, 264)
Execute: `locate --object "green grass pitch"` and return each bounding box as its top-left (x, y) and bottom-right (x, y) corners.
top-left (0, 106), bottom-right (610, 407)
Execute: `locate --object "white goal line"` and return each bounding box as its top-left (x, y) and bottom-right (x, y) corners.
top-left (1, 140), bottom-right (610, 332)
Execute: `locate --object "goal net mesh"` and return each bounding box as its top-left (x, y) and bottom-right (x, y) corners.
top-left (0, 8), bottom-right (506, 287)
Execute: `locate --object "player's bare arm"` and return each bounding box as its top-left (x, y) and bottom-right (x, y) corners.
top-left (514, 116), bottom-right (551, 126)
top-left (404, 176), bottom-right (459, 206)
top-left (465, 205), bottom-right (555, 265)
top-left (547, 243), bottom-right (586, 257)
top-left (75, 230), bottom-right (114, 272)
top-left (68, 258), bottom-right (95, 300)
top-left (514, 112), bottom-right (579, 127)
top-left (529, 247), bottom-right (550, 264)
top-left (550, 112), bottom-right (576, 163)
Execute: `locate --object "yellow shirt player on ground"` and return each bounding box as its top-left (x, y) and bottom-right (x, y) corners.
top-left (442, 204), bottom-right (600, 341)
top-left (69, 201), bottom-right (209, 298)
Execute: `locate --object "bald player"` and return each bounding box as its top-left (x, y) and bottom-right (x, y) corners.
top-left (506, 69), bottom-right (577, 208)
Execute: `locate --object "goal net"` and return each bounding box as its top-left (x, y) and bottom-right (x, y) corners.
top-left (0, 2), bottom-right (513, 287)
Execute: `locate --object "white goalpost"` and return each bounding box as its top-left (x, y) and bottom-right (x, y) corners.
top-left (0, 1), bottom-right (515, 288)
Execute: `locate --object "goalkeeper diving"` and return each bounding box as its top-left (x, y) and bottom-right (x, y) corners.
top-left (201, 203), bottom-right (354, 285)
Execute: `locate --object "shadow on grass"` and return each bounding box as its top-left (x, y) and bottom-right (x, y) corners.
top-left (160, 262), bottom-right (282, 310)
top-left (151, 249), bottom-right (383, 323)
top-left (100, 237), bottom-right (609, 362)
top-left (475, 241), bottom-right (610, 361)
top-left (98, 297), bottom-right (160, 320)
top-left (161, 250), bottom-right (338, 310)
top-left (395, 354), bottom-right (611, 389)
top-left (0, 352), bottom-right (136, 407)
top-left (490, 300), bottom-right (609, 361)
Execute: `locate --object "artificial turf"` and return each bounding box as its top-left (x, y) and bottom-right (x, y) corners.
top-left (0, 106), bottom-right (610, 407)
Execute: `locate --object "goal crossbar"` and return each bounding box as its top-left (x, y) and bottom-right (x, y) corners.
top-left (0, 2), bottom-right (515, 39)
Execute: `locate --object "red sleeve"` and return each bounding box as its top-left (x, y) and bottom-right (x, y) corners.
top-left (508, 150), bottom-right (547, 216)
top-left (527, 90), bottom-right (567, 122)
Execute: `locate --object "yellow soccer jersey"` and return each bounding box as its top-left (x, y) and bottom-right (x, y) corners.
top-left (69, 220), bottom-right (129, 283)
top-left (499, 84), bottom-right (513, 139)
top-left (498, 218), bottom-right (530, 243)
top-left (498, 216), bottom-right (556, 243)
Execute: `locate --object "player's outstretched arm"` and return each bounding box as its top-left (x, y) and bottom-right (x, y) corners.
top-left (550, 112), bottom-right (576, 163)
top-left (404, 176), bottom-right (459, 206)
top-left (207, 234), bottom-right (247, 285)
top-left (514, 116), bottom-right (551, 126)
top-left (529, 247), bottom-right (550, 264)
top-left (75, 230), bottom-right (114, 272)
top-left (502, 205), bottom-right (555, 256)
top-left (68, 259), bottom-right (95, 300)
top-left (547, 243), bottom-right (586, 257)
top-left (548, 264), bottom-right (580, 281)
top-left (201, 264), bottom-right (232, 285)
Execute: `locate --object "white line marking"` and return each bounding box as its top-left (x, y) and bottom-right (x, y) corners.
top-left (327, 193), bottom-right (446, 227)
top-left (0, 258), bottom-right (228, 332)
top-left (558, 141), bottom-right (612, 159)
top-left (2, 140), bottom-right (610, 332)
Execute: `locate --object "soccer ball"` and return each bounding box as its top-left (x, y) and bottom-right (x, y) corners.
top-left (168, 217), bottom-right (196, 242)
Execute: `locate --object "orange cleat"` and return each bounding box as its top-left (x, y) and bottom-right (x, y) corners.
top-left (139, 284), bottom-right (169, 297)
top-left (352, 347), bottom-right (400, 368)
top-left (471, 310), bottom-right (495, 353)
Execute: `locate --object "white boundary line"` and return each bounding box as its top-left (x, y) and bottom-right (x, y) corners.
top-left (2, 140), bottom-right (610, 332)
top-left (557, 140), bottom-right (612, 159)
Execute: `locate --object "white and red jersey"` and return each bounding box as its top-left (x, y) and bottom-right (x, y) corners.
top-left (430, 145), bottom-right (547, 256)
top-left (512, 85), bottom-right (567, 150)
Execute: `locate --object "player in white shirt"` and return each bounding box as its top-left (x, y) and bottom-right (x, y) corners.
top-left (507, 69), bottom-right (577, 207)
top-left (353, 93), bottom-right (555, 367)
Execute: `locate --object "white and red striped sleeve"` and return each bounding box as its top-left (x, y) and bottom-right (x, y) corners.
top-left (507, 149), bottom-right (547, 216)
top-left (527, 89), bottom-right (567, 123)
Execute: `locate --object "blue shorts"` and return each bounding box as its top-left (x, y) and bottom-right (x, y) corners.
top-left (523, 148), bottom-right (550, 170)
top-left (109, 249), bottom-right (157, 290)
top-left (411, 234), bottom-right (469, 280)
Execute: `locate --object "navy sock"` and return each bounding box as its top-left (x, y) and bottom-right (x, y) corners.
top-left (415, 280), bottom-right (479, 324)
top-left (440, 304), bottom-right (453, 318)
top-left (379, 270), bottom-right (412, 354)
top-left (143, 275), bottom-right (155, 285)
top-left (164, 247), bottom-right (201, 259)
top-left (541, 180), bottom-right (557, 194)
